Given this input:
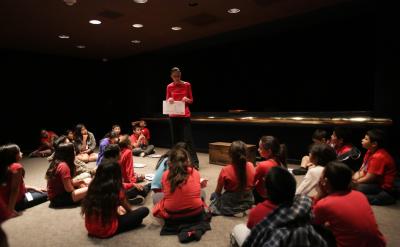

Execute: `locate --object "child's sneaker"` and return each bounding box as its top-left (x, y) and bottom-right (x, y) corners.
top-left (129, 195), bottom-right (145, 205)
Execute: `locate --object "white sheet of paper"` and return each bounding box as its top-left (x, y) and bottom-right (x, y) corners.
top-left (25, 192), bottom-right (33, 202)
top-left (163, 101), bottom-right (185, 115)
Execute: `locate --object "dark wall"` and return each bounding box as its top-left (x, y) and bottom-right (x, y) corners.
top-left (1, 0), bottom-right (397, 156)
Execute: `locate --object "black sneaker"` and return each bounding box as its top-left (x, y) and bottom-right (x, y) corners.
top-left (292, 167), bottom-right (308, 175)
top-left (129, 195), bottom-right (145, 205)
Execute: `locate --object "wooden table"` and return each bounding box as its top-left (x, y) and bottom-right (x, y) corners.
top-left (209, 142), bottom-right (257, 166)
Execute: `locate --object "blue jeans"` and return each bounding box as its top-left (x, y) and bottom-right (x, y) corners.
top-left (357, 183), bottom-right (396, 206)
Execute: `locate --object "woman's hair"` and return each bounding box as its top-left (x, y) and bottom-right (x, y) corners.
top-left (155, 142), bottom-right (188, 170)
top-left (265, 166), bottom-right (296, 205)
top-left (103, 144), bottom-right (121, 160)
top-left (324, 161), bottom-right (353, 192)
top-left (366, 129), bottom-right (386, 148)
top-left (74, 124), bottom-right (86, 142)
top-left (0, 144), bottom-right (20, 184)
top-left (171, 67), bottom-right (181, 74)
top-left (260, 136), bottom-right (287, 167)
top-left (309, 143), bottom-right (337, 167)
top-left (167, 147), bottom-right (190, 193)
top-left (229, 141), bottom-right (248, 191)
top-left (312, 129), bottom-right (328, 141)
top-left (81, 160), bottom-right (122, 226)
top-left (118, 135), bottom-right (131, 149)
top-left (45, 142), bottom-right (76, 180)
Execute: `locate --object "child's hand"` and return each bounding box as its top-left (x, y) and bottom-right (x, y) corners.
top-left (117, 206), bottom-right (127, 216)
top-left (200, 178), bottom-right (208, 188)
top-left (168, 98), bottom-right (174, 104)
top-left (83, 177), bottom-right (92, 185)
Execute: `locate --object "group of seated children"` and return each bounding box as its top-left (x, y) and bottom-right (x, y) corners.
top-left (1, 126), bottom-right (397, 246)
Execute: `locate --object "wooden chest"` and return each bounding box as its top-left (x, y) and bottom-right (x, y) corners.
top-left (209, 142), bottom-right (257, 166)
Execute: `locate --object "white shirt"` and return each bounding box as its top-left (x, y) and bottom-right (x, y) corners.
top-left (296, 166), bottom-right (324, 196)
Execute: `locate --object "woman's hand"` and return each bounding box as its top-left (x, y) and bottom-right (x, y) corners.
top-left (168, 98), bottom-right (174, 104)
top-left (182, 97), bottom-right (190, 103)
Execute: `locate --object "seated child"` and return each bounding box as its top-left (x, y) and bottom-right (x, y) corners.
top-left (82, 159), bottom-right (149, 238)
top-left (293, 129), bottom-right (328, 175)
top-left (295, 143), bottom-right (337, 196)
top-left (130, 124), bottom-right (155, 157)
top-left (74, 124), bottom-right (98, 163)
top-left (353, 129), bottom-right (397, 205)
top-left (314, 161), bottom-right (386, 247)
top-left (209, 140), bottom-right (255, 216)
top-left (46, 142), bottom-right (90, 208)
top-left (0, 144), bottom-right (48, 215)
top-left (253, 136), bottom-right (287, 204)
top-left (232, 167), bottom-right (326, 247)
top-left (29, 129), bottom-right (58, 157)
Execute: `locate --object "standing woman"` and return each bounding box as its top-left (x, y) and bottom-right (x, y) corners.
top-left (166, 67), bottom-right (199, 169)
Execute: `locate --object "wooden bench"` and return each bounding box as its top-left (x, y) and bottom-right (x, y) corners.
top-left (209, 142), bottom-right (257, 166)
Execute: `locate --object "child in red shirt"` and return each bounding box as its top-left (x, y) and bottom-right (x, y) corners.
top-left (166, 67), bottom-right (199, 169)
top-left (46, 142), bottom-right (90, 208)
top-left (0, 144), bottom-right (47, 215)
top-left (130, 124), bottom-right (155, 157)
top-left (253, 136), bottom-right (287, 203)
top-left (210, 141), bottom-right (255, 216)
top-left (313, 161), bottom-right (386, 247)
top-left (29, 129), bottom-right (58, 157)
top-left (330, 127), bottom-right (361, 171)
top-left (353, 129), bottom-right (397, 205)
top-left (82, 160), bottom-right (149, 238)
top-left (118, 135), bottom-right (150, 205)
top-left (139, 120), bottom-right (150, 141)
top-left (152, 147), bottom-right (204, 220)
top-left (231, 166), bottom-right (297, 246)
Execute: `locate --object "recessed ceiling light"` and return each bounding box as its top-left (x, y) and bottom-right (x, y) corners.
top-left (131, 40), bottom-right (141, 44)
top-left (58, 35), bottom-right (70, 39)
top-left (89, 20), bottom-right (101, 25)
top-left (102, 58), bottom-right (108, 62)
top-left (227, 8), bottom-right (240, 14)
top-left (171, 26), bottom-right (182, 31)
top-left (76, 45), bottom-right (86, 49)
top-left (133, 0), bottom-right (148, 3)
top-left (132, 24), bottom-right (144, 28)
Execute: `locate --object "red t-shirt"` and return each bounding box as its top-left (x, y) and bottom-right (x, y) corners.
top-left (218, 162), bottom-right (255, 192)
top-left (313, 190), bottom-right (386, 247)
top-left (153, 167), bottom-right (203, 218)
top-left (0, 163), bottom-right (27, 205)
top-left (166, 81), bottom-right (193, 118)
top-left (85, 191), bottom-right (125, 238)
top-left (142, 128), bottom-right (150, 141)
top-left (247, 200), bottom-right (277, 229)
top-left (335, 144), bottom-right (353, 156)
top-left (47, 162), bottom-right (72, 200)
top-left (361, 148), bottom-right (397, 190)
top-left (41, 131), bottom-right (57, 145)
top-left (254, 159), bottom-right (279, 198)
top-left (129, 134), bottom-right (147, 147)
top-left (118, 148), bottom-right (136, 186)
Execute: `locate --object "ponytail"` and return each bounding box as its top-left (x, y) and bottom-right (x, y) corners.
top-left (229, 141), bottom-right (248, 191)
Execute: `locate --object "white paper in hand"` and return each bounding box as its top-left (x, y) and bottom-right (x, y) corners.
top-left (25, 192), bottom-right (34, 202)
top-left (163, 101), bottom-right (185, 115)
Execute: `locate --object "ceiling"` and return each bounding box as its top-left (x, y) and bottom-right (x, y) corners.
top-left (0, 0), bottom-right (351, 60)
